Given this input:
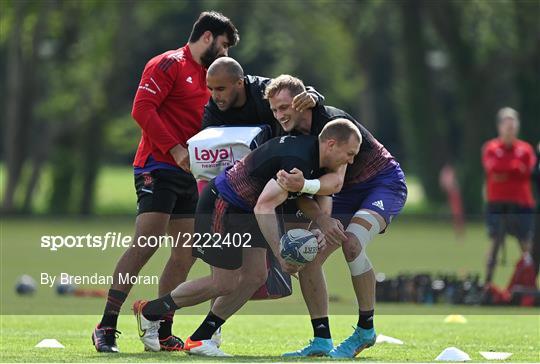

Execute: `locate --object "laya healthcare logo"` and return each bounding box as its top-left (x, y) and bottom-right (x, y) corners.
top-left (194, 146), bottom-right (235, 167)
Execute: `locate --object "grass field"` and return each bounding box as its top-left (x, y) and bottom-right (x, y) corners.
top-left (1, 217), bottom-right (539, 362)
top-left (0, 164), bottom-right (428, 215)
top-left (1, 313), bottom-right (539, 362)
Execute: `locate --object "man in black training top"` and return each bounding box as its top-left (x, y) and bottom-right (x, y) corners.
top-left (268, 75), bottom-right (408, 359)
top-left (132, 120), bottom-right (361, 356)
top-left (202, 57), bottom-right (323, 133)
top-left (201, 57), bottom-right (334, 228)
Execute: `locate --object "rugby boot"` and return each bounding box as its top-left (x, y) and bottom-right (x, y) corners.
top-left (328, 326), bottom-right (376, 358)
top-left (133, 300), bottom-right (161, 352)
top-left (282, 337), bottom-right (333, 357)
top-left (159, 335), bottom-right (184, 351)
top-left (92, 325), bottom-right (121, 353)
top-left (183, 336), bottom-right (232, 357)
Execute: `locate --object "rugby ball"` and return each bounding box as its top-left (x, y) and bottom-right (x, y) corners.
top-left (280, 229), bottom-right (318, 264)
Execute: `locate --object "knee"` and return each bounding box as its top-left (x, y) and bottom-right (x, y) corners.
top-left (241, 266), bottom-right (268, 289)
top-left (126, 242), bottom-right (158, 262)
top-left (342, 233), bottom-right (362, 262)
top-left (169, 249), bottom-right (196, 270)
top-left (213, 276), bottom-right (240, 296)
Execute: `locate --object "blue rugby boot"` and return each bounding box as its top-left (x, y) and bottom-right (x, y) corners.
top-left (282, 337), bottom-right (333, 357)
top-left (328, 327), bottom-right (376, 359)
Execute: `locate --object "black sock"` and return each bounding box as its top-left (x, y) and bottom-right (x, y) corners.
top-left (158, 311), bottom-right (175, 340)
top-left (99, 289), bottom-right (127, 328)
top-left (357, 310), bottom-right (374, 330)
top-left (190, 311), bottom-right (225, 341)
top-left (311, 317), bottom-right (331, 339)
top-left (142, 294), bottom-right (179, 321)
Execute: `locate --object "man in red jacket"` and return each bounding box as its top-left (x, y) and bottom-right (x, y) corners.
top-left (482, 107), bottom-right (536, 286)
top-left (92, 11), bottom-right (239, 353)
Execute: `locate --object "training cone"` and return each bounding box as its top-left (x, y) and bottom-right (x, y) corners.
top-left (376, 334), bottom-right (404, 345)
top-left (435, 347), bottom-right (471, 361)
top-left (35, 339), bottom-right (64, 348)
top-left (479, 352), bottom-right (513, 360)
top-left (444, 314), bottom-right (467, 323)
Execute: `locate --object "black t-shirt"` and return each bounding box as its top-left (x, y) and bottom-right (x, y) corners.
top-left (202, 75), bottom-right (324, 137)
top-left (215, 135), bottom-right (325, 210)
top-left (291, 104), bottom-right (394, 184)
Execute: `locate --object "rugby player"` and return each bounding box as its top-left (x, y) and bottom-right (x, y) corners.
top-left (203, 57), bottom-right (323, 132)
top-left (267, 75), bottom-right (408, 358)
top-left (193, 56), bottom-right (327, 347)
top-left (92, 12), bottom-right (239, 353)
top-left (132, 119), bottom-right (361, 356)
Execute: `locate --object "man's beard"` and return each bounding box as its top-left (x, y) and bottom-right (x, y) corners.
top-left (200, 40), bottom-right (221, 68)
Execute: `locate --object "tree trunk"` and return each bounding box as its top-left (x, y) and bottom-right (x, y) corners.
top-left (22, 125), bottom-right (51, 213)
top-left (78, 0), bottom-right (135, 214)
top-left (426, 0), bottom-right (492, 214)
top-left (514, 0), bottom-right (540, 144)
top-left (2, 2), bottom-right (25, 212)
top-left (399, 0), bottom-right (447, 204)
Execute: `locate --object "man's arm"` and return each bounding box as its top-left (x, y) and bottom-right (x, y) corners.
top-left (482, 145), bottom-right (530, 177)
top-left (291, 87), bottom-right (324, 112)
top-left (306, 86), bottom-right (325, 105)
top-left (131, 61), bottom-right (189, 171)
top-left (526, 143), bottom-right (537, 172)
top-left (131, 62), bottom-right (180, 154)
top-left (277, 164), bottom-right (346, 196)
top-left (296, 195), bottom-right (347, 246)
top-left (253, 179), bottom-right (299, 273)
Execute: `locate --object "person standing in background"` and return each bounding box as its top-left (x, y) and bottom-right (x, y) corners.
top-left (481, 107), bottom-right (537, 286)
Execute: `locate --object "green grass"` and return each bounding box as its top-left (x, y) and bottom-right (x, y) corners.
top-left (0, 314), bottom-right (539, 362)
top-left (1, 217), bottom-right (539, 361)
top-left (0, 163), bottom-right (430, 215)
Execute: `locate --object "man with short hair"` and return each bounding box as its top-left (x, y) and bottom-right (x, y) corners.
top-left (202, 57), bottom-right (331, 228)
top-left (203, 56), bottom-right (323, 132)
top-left (92, 11), bottom-right (239, 353)
top-left (267, 75), bottom-right (408, 359)
top-left (192, 56), bottom-right (326, 347)
top-left (481, 107), bottom-right (536, 286)
top-left (132, 120), bottom-right (361, 357)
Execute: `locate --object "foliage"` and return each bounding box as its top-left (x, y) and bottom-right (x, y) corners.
top-left (1, 0), bottom-right (538, 214)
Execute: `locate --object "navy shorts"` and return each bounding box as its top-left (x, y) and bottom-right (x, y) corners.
top-left (332, 162), bottom-right (408, 228)
top-left (486, 202), bottom-right (535, 241)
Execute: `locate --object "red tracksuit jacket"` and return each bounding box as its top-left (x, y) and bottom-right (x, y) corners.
top-left (132, 44), bottom-right (210, 168)
top-left (482, 138), bottom-right (536, 207)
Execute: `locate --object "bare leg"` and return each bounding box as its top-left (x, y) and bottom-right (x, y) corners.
top-left (169, 267), bottom-right (240, 308)
top-left (342, 209), bottom-right (386, 313)
top-left (211, 248), bottom-right (267, 319)
top-left (298, 244), bottom-right (339, 319)
top-left (485, 237), bottom-right (504, 284)
top-left (111, 212), bottom-right (170, 292)
top-left (158, 218), bottom-right (196, 296)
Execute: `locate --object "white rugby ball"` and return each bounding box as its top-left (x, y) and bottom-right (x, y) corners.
top-left (280, 228), bottom-right (318, 264)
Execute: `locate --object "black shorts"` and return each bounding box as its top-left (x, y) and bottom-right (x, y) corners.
top-left (193, 179), bottom-right (272, 270)
top-left (134, 169), bottom-right (198, 217)
top-left (486, 202), bottom-right (535, 241)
